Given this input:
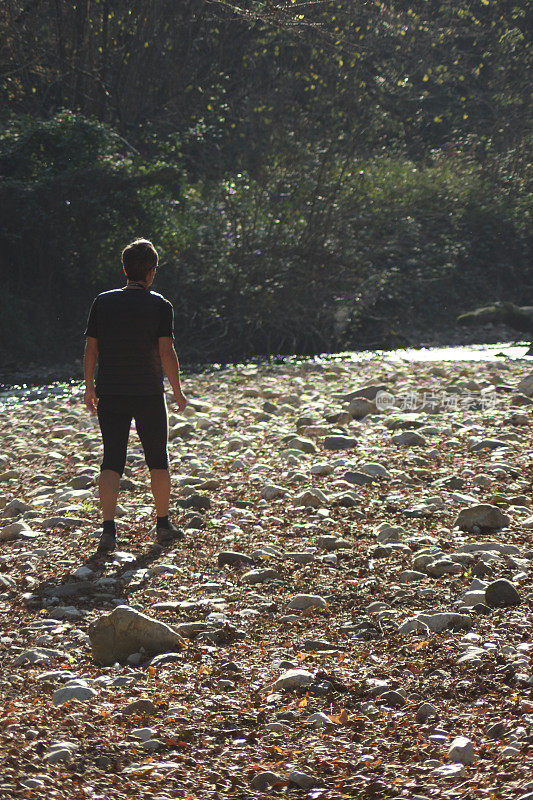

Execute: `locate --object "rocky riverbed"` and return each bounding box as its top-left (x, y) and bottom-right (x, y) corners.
top-left (1, 353), bottom-right (532, 799)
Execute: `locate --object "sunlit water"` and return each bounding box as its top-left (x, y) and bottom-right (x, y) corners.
top-left (1, 341), bottom-right (531, 411)
top-left (333, 342), bottom-right (532, 363)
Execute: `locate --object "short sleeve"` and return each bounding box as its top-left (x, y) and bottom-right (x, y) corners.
top-left (157, 300), bottom-right (174, 339)
top-left (85, 297), bottom-right (98, 337)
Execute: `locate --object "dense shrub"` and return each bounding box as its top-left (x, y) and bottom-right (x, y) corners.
top-left (167, 147), bottom-right (532, 357)
top-left (0, 112), bottom-right (182, 363)
top-left (0, 113), bottom-right (531, 365)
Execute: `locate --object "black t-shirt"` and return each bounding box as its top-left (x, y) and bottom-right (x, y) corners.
top-left (85, 286), bottom-right (174, 396)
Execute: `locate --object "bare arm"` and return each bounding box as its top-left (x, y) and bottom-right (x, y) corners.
top-left (159, 336), bottom-right (187, 411)
top-left (84, 336), bottom-right (99, 414)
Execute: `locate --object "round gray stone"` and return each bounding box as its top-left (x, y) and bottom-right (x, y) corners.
top-left (378, 690), bottom-right (406, 708)
top-left (250, 771), bottom-right (282, 790)
top-left (485, 579), bottom-right (520, 607)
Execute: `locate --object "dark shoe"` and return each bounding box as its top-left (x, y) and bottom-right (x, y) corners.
top-left (155, 522), bottom-right (185, 546)
top-left (97, 531), bottom-right (116, 553)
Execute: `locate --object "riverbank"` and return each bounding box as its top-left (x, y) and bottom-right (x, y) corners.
top-left (0, 319), bottom-right (527, 394)
top-left (2, 334), bottom-right (532, 412)
top-left (0, 351), bottom-right (532, 798)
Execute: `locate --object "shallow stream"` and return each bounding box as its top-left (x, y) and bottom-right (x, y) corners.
top-left (1, 341), bottom-right (531, 410)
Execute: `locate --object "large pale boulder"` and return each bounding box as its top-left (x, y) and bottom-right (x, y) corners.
top-left (454, 504), bottom-right (510, 531)
top-left (88, 605), bottom-right (185, 665)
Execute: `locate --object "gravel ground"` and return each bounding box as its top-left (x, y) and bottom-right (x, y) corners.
top-left (0, 352), bottom-right (532, 800)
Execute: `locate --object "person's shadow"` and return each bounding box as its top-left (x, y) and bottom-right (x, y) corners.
top-left (28, 540), bottom-right (177, 613)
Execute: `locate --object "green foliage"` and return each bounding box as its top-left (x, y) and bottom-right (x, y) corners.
top-left (165, 146), bottom-right (530, 356)
top-left (0, 112), bottom-right (182, 361)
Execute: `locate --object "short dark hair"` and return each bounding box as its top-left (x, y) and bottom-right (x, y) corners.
top-left (122, 238), bottom-right (158, 281)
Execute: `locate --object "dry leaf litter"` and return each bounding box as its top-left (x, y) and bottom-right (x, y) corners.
top-left (0, 355), bottom-right (532, 799)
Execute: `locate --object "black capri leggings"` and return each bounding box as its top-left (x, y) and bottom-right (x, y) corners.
top-left (97, 394), bottom-right (169, 476)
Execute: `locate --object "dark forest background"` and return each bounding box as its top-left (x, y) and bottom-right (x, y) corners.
top-left (0, 0), bottom-right (531, 367)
